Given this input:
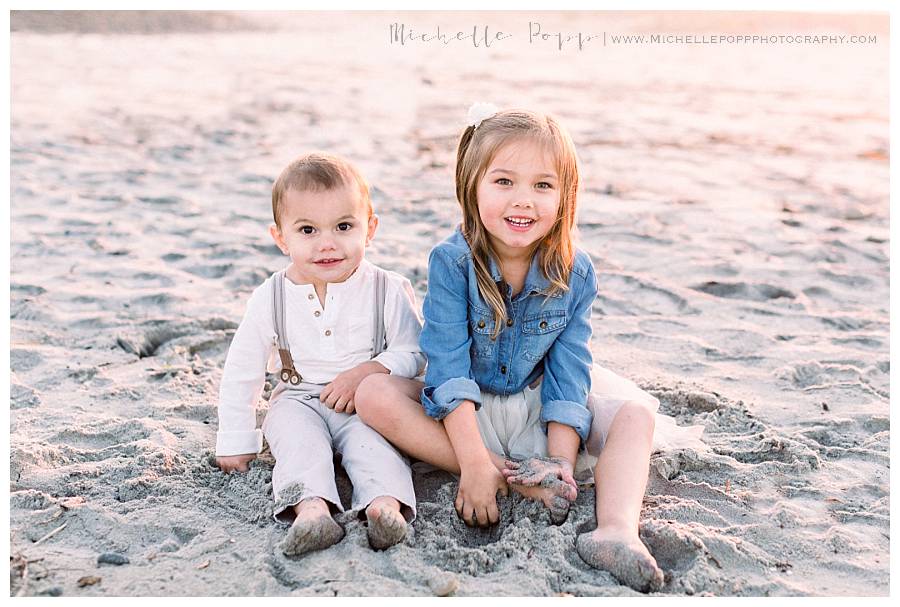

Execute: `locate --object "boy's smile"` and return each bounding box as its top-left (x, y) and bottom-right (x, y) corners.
top-left (269, 184), bottom-right (377, 297)
top-left (476, 139), bottom-right (561, 260)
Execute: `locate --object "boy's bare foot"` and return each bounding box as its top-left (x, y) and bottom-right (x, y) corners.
top-left (576, 527), bottom-right (664, 593)
top-left (280, 498), bottom-right (344, 557)
top-left (365, 496), bottom-right (408, 550)
top-left (503, 457), bottom-right (578, 524)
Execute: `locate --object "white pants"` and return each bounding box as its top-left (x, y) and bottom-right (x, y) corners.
top-left (262, 383), bottom-right (416, 523)
top-left (475, 364), bottom-right (662, 477)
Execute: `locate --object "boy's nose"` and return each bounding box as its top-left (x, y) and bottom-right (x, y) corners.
top-left (318, 237), bottom-right (337, 250)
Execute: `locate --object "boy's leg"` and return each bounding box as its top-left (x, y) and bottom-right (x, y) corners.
top-left (576, 400), bottom-right (664, 593)
top-left (331, 412), bottom-right (416, 550)
top-left (263, 395), bottom-right (344, 555)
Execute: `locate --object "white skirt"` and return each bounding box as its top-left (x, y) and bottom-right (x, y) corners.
top-left (475, 364), bottom-right (705, 477)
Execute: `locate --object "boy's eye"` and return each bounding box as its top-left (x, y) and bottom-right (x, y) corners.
top-left (299, 226), bottom-right (315, 235)
top-left (337, 222), bottom-right (353, 232)
top-left (496, 178), bottom-right (512, 186)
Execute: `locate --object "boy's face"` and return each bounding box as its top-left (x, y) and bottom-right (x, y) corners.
top-left (269, 184), bottom-right (377, 288)
top-left (476, 138), bottom-right (561, 261)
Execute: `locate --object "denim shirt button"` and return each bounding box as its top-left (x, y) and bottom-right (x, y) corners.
top-left (506, 318), bottom-right (513, 327)
top-left (500, 365), bottom-right (507, 374)
top-left (539, 320), bottom-right (548, 329)
top-left (477, 320), bottom-right (486, 329)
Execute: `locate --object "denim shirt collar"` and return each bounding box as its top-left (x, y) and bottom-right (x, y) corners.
top-left (486, 249), bottom-right (561, 298)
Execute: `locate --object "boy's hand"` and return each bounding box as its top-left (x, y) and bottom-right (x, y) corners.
top-left (502, 456), bottom-right (578, 502)
top-left (320, 361), bottom-right (389, 414)
top-left (216, 453), bottom-right (257, 473)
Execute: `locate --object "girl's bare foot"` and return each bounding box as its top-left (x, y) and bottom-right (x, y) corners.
top-left (576, 527), bottom-right (664, 593)
top-left (365, 496), bottom-right (408, 550)
top-left (280, 497), bottom-right (344, 556)
top-left (503, 457), bottom-right (578, 524)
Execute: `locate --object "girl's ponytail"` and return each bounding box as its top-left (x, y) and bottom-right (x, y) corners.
top-left (455, 125), bottom-right (476, 219)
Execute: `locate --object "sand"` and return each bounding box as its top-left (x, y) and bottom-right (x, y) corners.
top-left (8, 11), bottom-right (889, 596)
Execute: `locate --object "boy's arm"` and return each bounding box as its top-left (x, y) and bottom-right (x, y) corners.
top-left (216, 284), bottom-right (272, 459)
top-left (370, 274), bottom-right (426, 378)
top-left (323, 273), bottom-right (424, 412)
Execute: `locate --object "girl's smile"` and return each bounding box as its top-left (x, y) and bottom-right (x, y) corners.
top-left (504, 215), bottom-right (536, 231)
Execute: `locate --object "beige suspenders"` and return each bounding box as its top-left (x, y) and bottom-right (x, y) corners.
top-left (273, 268), bottom-right (387, 386)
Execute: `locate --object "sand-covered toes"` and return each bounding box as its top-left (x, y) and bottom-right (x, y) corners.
top-left (366, 504), bottom-right (408, 551)
top-left (576, 530), bottom-right (665, 593)
top-left (279, 514), bottom-right (344, 557)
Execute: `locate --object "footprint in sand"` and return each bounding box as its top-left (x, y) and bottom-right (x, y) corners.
top-left (598, 274), bottom-right (693, 316)
top-left (690, 281), bottom-right (795, 302)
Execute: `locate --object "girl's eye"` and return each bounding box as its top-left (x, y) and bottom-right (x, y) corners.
top-left (299, 226), bottom-right (315, 235)
top-left (536, 182), bottom-right (554, 190)
top-left (496, 178), bottom-right (512, 186)
top-left (337, 222), bottom-right (353, 232)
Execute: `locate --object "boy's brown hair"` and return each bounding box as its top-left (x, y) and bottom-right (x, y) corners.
top-left (271, 152), bottom-right (372, 227)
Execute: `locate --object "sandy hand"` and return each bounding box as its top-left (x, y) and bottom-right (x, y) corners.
top-left (215, 453), bottom-right (257, 473)
top-left (502, 456), bottom-right (577, 502)
top-left (455, 465), bottom-right (508, 528)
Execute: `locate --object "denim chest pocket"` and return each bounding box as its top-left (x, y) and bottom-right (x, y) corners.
top-left (469, 309), bottom-right (497, 358)
top-left (521, 309), bottom-right (567, 362)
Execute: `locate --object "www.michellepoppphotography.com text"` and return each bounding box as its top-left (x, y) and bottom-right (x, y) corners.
top-left (388, 21), bottom-right (878, 51)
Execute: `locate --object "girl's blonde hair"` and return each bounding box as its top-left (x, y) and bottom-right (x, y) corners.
top-left (455, 108), bottom-right (580, 338)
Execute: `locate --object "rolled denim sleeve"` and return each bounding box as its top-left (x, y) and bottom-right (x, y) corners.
top-left (539, 260), bottom-right (597, 444)
top-left (420, 247), bottom-right (482, 419)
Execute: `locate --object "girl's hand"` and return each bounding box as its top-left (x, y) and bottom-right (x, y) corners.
top-left (502, 456), bottom-right (578, 502)
top-left (455, 465), bottom-right (509, 527)
top-left (216, 453), bottom-right (257, 473)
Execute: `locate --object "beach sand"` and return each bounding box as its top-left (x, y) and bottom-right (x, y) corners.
top-left (8, 11), bottom-right (889, 596)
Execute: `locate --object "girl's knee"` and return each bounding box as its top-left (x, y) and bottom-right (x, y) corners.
top-left (616, 400), bottom-right (656, 432)
top-left (355, 373), bottom-right (393, 421)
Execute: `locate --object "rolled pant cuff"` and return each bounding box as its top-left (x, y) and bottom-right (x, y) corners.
top-left (272, 482), bottom-right (344, 524)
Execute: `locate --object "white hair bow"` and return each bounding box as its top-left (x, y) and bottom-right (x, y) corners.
top-left (466, 102), bottom-right (499, 129)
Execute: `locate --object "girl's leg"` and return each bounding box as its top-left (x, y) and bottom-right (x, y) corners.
top-left (354, 374), bottom-right (464, 473)
top-left (576, 401), bottom-right (664, 593)
top-left (355, 374), bottom-right (577, 517)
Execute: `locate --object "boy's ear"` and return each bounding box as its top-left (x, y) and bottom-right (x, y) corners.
top-left (365, 214), bottom-right (379, 246)
top-left (269, 223), bottom-right (289, 255)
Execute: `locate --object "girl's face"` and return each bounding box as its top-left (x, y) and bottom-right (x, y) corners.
top-left (476, 138), bottom-right (561, 262)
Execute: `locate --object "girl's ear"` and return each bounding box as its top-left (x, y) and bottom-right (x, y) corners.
top-left (365, 214), bottom-right (379, 246)
top-left (269, 223), bottom-right (289, 255)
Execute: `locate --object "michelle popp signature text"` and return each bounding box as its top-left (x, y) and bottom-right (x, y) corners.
top-left (388, 22), bottom-right (602, 51)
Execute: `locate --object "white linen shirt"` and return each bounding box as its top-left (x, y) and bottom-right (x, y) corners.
top-left (215, 259), bottom-right (426, 456)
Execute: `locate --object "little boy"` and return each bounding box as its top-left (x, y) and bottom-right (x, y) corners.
top-left (215, 152), bottom-right (424, 556)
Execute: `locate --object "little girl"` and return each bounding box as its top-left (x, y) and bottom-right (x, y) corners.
top-left (355, 106), bottom-right (665, 592)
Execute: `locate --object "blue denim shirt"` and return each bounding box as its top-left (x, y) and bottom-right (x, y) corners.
top-left (419, 228), bottom-right (597, 443)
